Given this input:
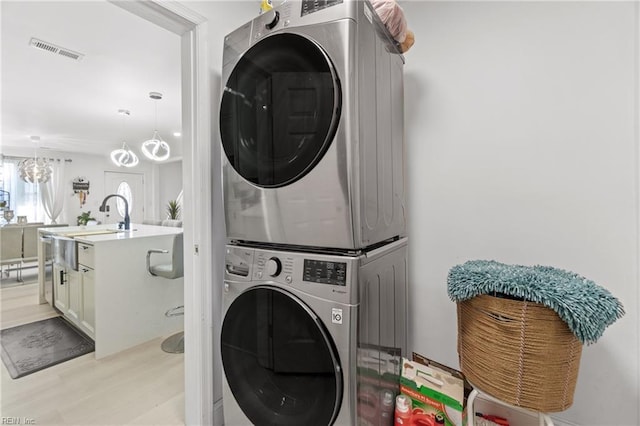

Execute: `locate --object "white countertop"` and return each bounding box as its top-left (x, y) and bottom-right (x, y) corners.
top-left (39, 223), bottom-right (182, 244)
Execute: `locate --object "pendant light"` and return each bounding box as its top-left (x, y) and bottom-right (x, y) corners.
top-left (141, 92), bottom-right (170, 162)
top-left (18, 136), bottom-right (52, 183)
top-left (110, 109), bottom-right (139, 167)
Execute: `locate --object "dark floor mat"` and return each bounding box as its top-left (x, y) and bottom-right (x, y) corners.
top-left (1, 316), bottom-right (94, 379)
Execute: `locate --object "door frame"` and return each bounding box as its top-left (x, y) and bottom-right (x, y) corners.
top-left (108, 1), bottom-right (216, 424)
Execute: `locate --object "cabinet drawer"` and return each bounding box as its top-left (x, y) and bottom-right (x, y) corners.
top-left (77, 242), bottom-right (94, 268)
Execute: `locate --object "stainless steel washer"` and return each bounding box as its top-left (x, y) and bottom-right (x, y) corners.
top-left (220, 0), bottom-right (406, 250)
top-left (221, 238), bottom-right (408, 425)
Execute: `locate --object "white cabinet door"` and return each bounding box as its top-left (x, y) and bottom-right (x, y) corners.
top-left (53, 263), bottom-right (68, 312)
top-left (80, 266), bottom-right (95, 339)
top-left (53, 245), bottom-right (95, 340)
top-left (66, 270), bottom-right (81, 324)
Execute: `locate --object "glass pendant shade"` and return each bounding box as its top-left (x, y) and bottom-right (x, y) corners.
top-left (110, 143), bottom-right (139, 167)
top-left (18, 157), bottom-right (52, 183)
top-left (141, 130), bottom-right (170, 161)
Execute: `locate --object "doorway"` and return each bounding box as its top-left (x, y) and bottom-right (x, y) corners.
top-left (110, 2), bottom-right (216, 424)
top-left (0, 1), bottom-right (214, 424)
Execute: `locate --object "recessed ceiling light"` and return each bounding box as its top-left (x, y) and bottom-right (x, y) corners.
top-left (173, 132), bottom-right (181, 137)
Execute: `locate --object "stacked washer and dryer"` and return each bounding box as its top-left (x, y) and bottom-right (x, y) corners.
top-left (219, 1), bottom-right (408, 425)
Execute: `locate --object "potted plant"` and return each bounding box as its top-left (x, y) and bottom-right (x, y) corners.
top-left (166, 200), bottom-right (180, 220)
top-left (77, 211), bottom-right (96, 226)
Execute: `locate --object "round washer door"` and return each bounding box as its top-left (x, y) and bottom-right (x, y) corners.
top-left (220, 33), bottom-right (341, 188)
top-left (221, 286), bottom-right (342, 426)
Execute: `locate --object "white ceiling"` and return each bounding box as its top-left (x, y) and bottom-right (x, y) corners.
top-left (1, 1), bottom-right (182, 159)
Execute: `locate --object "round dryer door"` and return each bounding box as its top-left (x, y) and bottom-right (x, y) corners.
top-left (220, 33), bottom-right (341, 188)
top-left (221, 286), bottom-right (343, 426)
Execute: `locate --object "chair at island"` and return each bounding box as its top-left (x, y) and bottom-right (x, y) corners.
top-left (1, 223), bottom-right (69, 282)
top-left (22, 225), bottom-right (40, 266)
top-left (146, 232), bottom-right (185, 353)
top-left (0, 226), bottom-right (24, 281)
top-left (146, 233), bottom-right (184, 279)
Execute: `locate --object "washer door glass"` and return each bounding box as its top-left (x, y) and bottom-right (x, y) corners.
top-left (220, 33), bottom-right (341, 188)
top-left (221, 286), bottom-right (342, 426)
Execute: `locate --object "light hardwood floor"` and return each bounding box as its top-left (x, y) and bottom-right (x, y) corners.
top-left (1, 282), bottom-right (185, 425)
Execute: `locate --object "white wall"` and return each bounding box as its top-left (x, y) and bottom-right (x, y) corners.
top-left (173, 1), bottom-right (639, 425)
top-left (402, 2), bottom-right (639, 425)
top-left (157, 159), bottom-right (183, 219)
top-left (2, 146), bottom-right (156, 226)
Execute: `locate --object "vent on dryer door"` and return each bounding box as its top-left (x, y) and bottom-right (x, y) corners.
top-left (29, 38), bottom-right (84, 61)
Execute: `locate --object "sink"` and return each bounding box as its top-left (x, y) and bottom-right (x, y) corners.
top-left (53, 236), bottom-right (78, 270)
top-left (62, 229), bottom-right (121, 237)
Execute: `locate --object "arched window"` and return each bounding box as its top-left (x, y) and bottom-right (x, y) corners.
top-left (116, 181), bottom-right (132, 218)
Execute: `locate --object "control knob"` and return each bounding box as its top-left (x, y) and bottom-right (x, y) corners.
top-left (265, 257), bottom-right (282, 277)
top-left (265, 10), bottom-right (280, 30)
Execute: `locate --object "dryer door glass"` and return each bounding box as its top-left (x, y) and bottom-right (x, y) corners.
top-left (220, 33), bottom-right (341, 188)
top-left (221, 286), bottom-right (342, 425)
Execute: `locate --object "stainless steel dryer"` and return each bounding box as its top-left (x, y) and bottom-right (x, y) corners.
top-left (220, 0), bottom-right (406, 250)
top-left (221, 238), bottom-right (408, 426)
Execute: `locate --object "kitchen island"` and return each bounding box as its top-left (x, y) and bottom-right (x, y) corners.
top-left (38, 224), bottom-right (184, 359)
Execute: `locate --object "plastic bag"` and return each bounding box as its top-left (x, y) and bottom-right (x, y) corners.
top-left (370, 0), bottom-right (408, 43)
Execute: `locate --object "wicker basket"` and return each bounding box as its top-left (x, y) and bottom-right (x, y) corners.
top-left (457, 294), bottom-right (582, 412)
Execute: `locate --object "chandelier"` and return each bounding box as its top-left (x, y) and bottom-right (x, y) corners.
top-left (110, 109), bottom-right (139, 167)
top-left (110, 142), bottom-right (139, 168)
top-left (18, 136), bottom-right (52, 184)
top-left (141, 92), bottom-right (170, 162)
top-left (19, 157), bottom-right (52, 183)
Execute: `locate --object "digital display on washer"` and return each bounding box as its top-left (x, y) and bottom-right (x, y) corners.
top-left (301, 0), bottom-right (344, 17)
top-left (303, 259), bottom-right (347, 286)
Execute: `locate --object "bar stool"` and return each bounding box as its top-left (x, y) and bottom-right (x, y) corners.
top-left (146, 233), bottom-right (183, 279)
top-left (162, 306), bottom-right (184, 354)
top-left (146, 233), bottom-right (184, 353)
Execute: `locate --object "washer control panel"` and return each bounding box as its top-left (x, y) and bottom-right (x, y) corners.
top-left (225, 244), bottom-right (356, 303)
top-left (226, 245), bottom-right (353, 289)
top-left (303, 259), bottom-right (347, 286)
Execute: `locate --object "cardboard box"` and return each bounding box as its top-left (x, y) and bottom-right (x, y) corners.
top-left (398, 353), bottom-right (467, 426)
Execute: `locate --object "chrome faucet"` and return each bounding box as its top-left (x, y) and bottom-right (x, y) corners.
top-left (99, 194), bottom-right (130, 230)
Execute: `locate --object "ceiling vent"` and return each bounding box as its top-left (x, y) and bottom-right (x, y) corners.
top-left (29, 38), bottom-right (84, 61)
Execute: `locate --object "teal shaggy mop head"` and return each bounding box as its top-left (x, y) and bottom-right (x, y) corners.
top-left (447, 260), bottom-right (625, 344)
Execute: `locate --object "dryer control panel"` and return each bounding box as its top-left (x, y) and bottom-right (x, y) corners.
top-left (301, 0), bottom-right (343, 16)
